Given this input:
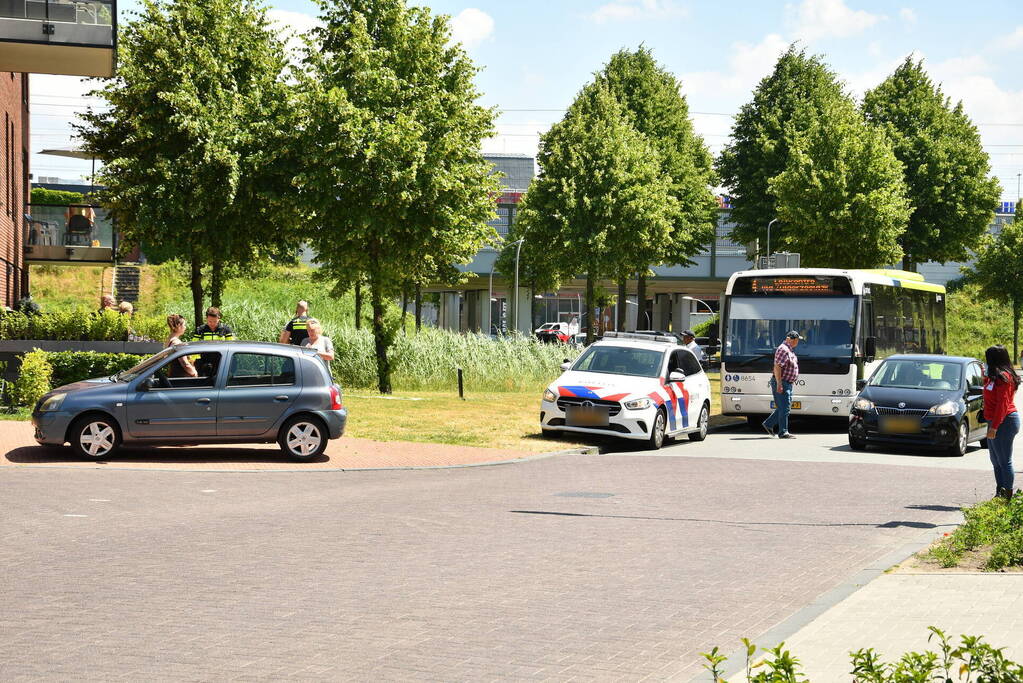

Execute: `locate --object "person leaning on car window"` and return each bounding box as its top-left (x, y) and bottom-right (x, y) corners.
top-left (165, 313), bottom-right (197, 378)
top-left (279, 300), bottom-right (310, 346)
top-left (301, 318), bottom-right (335, 362)
top-left (983, 344), bottom-right (1020, 500)
top-left (681, 330), bottom-right (707, 362)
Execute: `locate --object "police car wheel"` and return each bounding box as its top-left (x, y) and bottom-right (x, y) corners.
top-left (646, 409), bottom-right (666, 450)
top-left (689, 404), bottom-right (709, 442)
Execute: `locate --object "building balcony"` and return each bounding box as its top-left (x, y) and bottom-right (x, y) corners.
top-left (24, 203), bottom-right (115, 264)
top-left (0, 0), bottom-right (115, 77)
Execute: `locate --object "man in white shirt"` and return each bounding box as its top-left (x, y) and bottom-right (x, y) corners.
top-left (681, 330), bottom-right (707, 362)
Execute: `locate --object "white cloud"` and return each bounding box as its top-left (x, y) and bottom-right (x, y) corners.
top-left (589, 0), bottom-right (687, 24)
top-left (450, 8), bottom-right (494, 50)
top-left (899, 8), bottom-right (917, 24)
top-left (786, 0), bottom-right (885, 41)
top-left (266, 9), bottom-right (320, 61)
top-left (680, 33), bottom-right (789, 100)
top-left (997, 25), bottom-right (1023, 50)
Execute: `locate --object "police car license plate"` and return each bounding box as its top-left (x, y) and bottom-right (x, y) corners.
top-left (880, 416), bottom-right (921, 434)
top-left (566, 405), bottom-right (610, 427)
top-left (769, 401), bottom-right (801, 410)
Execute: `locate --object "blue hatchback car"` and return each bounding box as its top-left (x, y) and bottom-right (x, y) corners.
top-left (31, 341), bottom-right (347, 461)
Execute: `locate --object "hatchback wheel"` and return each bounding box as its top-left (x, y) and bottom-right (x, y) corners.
top-left (646, 409), bottom-right (666, 450)
top-left (947, 421), bottom-right (969, 457)
top-left (689, 404), bottom-right (709, 442)
top-left (279, 416), bottom-right (327, 461)
top-left (71, 416), bottom-right (121, 460)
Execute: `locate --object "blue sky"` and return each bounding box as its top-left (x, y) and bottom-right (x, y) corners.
top-left (31, 0), bottom-right (1023, 199)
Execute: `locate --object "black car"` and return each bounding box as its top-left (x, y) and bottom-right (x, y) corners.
top-left (848, 354), bottom-right (986, 456)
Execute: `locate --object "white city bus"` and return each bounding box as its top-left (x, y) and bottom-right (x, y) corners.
top-left (720, 268), bottom-right (946, 419)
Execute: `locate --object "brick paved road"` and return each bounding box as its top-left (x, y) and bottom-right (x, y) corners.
top-left (0, 440), bottom-right (990, 681)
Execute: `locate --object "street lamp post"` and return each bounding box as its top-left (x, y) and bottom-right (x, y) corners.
top-left (766, 218), bottom-right (778, 264)
top-left (512, 238), bottom-right (524, 334)
top-left (625, 300), bottom-right (651, 329)
top-left (487, 255), bottom-right (497, 335)
top-left (681, 295), bottom-right (713, 313)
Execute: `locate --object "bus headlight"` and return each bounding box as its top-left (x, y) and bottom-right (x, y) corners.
top-left (624, 397), bottom-right (652, 410)
top-left (928, 401), bottom-right (957, 416)
top-left (853, 397), bottom-right (874, 411)
top-left (543, 388), bottom-right (557, 403)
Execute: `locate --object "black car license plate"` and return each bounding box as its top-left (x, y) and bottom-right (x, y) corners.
top-left (880, 416), bottom-right (922, 434)
top-left (566, 404), bottom-right (610, 428)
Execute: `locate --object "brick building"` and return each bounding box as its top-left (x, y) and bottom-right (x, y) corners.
top-left (0, 72), bottom-right (28, 308)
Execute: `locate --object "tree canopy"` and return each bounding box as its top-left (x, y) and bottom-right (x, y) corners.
top-left (967, 206), bottom-right (1023, 360)
top-left (296, 0), bottom-right (499, 392)
top-left (863, 57), bottom-right (1002, 270)
top-left (77, 0), bottom-right (298, 326)
top-left (769, 95), bottom-right (910, 267)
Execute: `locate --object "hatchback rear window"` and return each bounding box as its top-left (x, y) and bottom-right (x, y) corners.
top-left (227, 353), bottom-right (296, 387)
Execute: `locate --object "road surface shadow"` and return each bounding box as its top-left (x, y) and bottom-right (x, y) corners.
top-left (510, 510), bottom-right (950, 529)
top-left (3, 445), bottom-right (330, 466)
top-left (829, 443), bottom-right (981, 458)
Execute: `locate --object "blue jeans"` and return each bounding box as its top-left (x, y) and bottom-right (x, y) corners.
top-left (763, 379), bottom-right (793, 435)
top-left (989, 411), bottom-right (1020, 493)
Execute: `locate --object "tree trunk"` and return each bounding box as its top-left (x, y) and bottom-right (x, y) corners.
top-left (414, 285), bottom-right (422, 333)
top-left (585, 273), bottom-right (595, 345)
top-left (901, 255), bottom-right (915, 272)
top-left (354, 281), bottom-right (363, 330)
top-left (1014, 298), bottom-right (1020, 365)
top-left (617, 278), bottom-right (627, 330)
top-left (370, 277), bottom-right (392, 394)
top-left (190, 254), bottom-right (204, 329)
top-left (400, 286), bottom-right (409, 334)
top-left (210, 260), bottom-right (223, 309)
top-left (636, 272), bottom-right (648, 329)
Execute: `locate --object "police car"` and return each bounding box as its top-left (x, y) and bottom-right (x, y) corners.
top-left (540, 331), bottom-right (711, 449)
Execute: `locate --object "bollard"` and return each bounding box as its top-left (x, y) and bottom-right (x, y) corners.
top-left (457, 367), bottom-right (464, 400)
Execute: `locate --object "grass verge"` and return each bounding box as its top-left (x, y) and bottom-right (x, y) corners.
top-left (928, 495), bottom-right (1023, 571)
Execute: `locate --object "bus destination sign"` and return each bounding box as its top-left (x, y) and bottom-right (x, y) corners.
top-left (735, 276), bottom-right (852, 296)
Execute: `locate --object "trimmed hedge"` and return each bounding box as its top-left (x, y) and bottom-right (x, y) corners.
top-left (0, 310), bottom-right (166, 342)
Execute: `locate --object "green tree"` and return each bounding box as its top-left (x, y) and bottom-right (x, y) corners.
top-left (717, 45), bottom-right (848, 252)
top-left (511, 85), bottom-right (677, 343)
top-left (968, 205), bottom-right (1023, 360)
top-left (296, 0), bottom-right (499, 393)
top-left (78, 0), bottom-right (299, 326)
top-left (863, 57), bottom-right (1002, 271)
top-left (587, 48), bottom-right (719, 322)
top-left (768, 97), bottom-right (910, 267)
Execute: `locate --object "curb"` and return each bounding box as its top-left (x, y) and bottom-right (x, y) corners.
top-left (1, 445), bottom-right (599, 474)
top-left (686, 522), bottom-right (960, 682)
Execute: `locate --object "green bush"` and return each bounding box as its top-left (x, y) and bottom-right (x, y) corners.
top-left (928, 495), bottom-right (1023, 571)
top-left (10, 349), bottom-right (53, 407)
top-left (0, 309), bottom-right (166, 342)
top-left (30, 187), bottom-right (86, 205)
top-left (46, 351), bottom-right (145, 389)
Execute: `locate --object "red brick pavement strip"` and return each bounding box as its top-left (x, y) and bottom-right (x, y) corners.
top-left (0, 420), bottom-right (580, 471)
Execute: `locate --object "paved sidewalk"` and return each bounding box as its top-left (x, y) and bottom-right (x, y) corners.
top-left (0, 420), bottom-right (545, 470)
top-left (766, 573), bottom-right (1023, 680)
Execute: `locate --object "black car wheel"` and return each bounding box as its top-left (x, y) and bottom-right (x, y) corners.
top-left (689, 403), bottom-right (709, 442)
top-left (848, 422), bottom-right (868, 451)
top-left (70, 415), bottom-right (121, 460)
top-left (646, 409), bottom-right (666, 450)
top-left (947, 420), bottom-right (969, 457)
top-left (279, 415), bottom-right (328, 461)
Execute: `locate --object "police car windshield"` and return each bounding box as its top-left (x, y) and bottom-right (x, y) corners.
top-left (572, 345), bottom-right (663, 378)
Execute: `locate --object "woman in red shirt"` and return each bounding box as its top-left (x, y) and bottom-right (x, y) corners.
top-left (984, 345), bottom-right (1020, 500)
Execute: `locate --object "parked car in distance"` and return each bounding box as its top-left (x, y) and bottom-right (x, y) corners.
top-left (540, 331), bottom-right (711, 450)
top-left (31, 341), bottom-right (347, 462)
top-left (848, 354), bottom-right (985, 457)
top-left (535, 321), bottom-right (577, 344)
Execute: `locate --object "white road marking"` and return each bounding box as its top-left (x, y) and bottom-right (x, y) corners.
top-left (63, 514), bottom-right (87, 517)
top-left (201, 489), bottom-right (217, 493)
top-left (89, 499), bottom-right (111, 502)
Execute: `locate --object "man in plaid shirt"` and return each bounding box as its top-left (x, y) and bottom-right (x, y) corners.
top-left (762, 330), bottom-right (803, 439)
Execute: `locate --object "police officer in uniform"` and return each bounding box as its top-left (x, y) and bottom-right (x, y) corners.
top-left (279, 301), bottom-right (310, 346)
top-left (193, 306), bottom-right (234, 379)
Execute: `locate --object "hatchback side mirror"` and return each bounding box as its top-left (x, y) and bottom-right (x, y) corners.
top-left (856, 379), bottom-right (867, 391)
top-left (560, 362), bottom-right (572, 371)
top-left (668, 371), bottom-right (686, 383)
top-left (967, 386), bottom-right (983, 399)
top-left (864, 337), bottom-right (877, 361)
top-left (140, 376), bottom-right (155, 391)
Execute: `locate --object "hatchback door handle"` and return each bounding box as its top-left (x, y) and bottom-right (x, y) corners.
top-left (274, 395), bottom-right (290, 402)
top-left (196, 397), bottom-right (211, 404)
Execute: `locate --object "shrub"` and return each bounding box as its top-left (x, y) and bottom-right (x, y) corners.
top-left (10, 349), bottom-right (52, 407)
top-left (927, 495), bottom-right (1023, 571)
top-left (46, 351), bottom-right (145, 389)
top-left (0, 309), bottom-right (166, 342)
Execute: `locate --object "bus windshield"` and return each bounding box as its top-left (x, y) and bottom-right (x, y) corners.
top-left (725, 296), bottom-right (855, 359)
